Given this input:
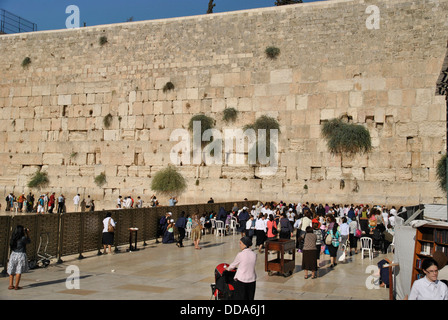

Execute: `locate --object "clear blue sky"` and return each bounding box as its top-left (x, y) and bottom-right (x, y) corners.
top-left (0, 0), bottom-right (326, 31)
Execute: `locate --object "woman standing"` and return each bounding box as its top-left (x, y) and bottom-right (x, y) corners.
top-left (298, 210), bottom-right (312, 251)
top-left (226, 237), bottom-right (257, 300)
top-left (163, 219), bottom-right (175, 244)
top-left (302, 226), bottom-right (318, 279)
top-left (327, 222), bottom-right (340, 268)
top-left (348, 216), bottom-right (360, 255)
top-left (102, 213), bottom-right (116, 254)
top-left (266, 215), bottom-right (278, 241)
top-left (255, 213), bottom-right (267, 253)
top-left (339, 217), bottom-right (350, 248)
top-left (278, 212), bottom-right (293, 239)
top-left (175, 211), bottom-right (187, 248)
top-left (8, 225), bottom-right (31, 290)
top-left (191, 214), bottom-right (203, 250)
top-left (312, 220), bottom-right (323, 268)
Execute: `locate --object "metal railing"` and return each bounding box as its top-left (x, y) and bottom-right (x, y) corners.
top-left (0, 9), bottom-right (37, 34)
top-left (0, 200), bottom-right (258, 275)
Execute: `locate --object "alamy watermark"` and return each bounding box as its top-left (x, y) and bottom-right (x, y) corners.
top-left (65, 265), bottom-right (80, 289)
top-left (65, 5), bottom-right (80, 29)
top-left (365, 5), bottom-right (380, 30)
top-left (170, 121), bottom-right (279, 176)
top-left (365, 265), bottom-right (381, 290)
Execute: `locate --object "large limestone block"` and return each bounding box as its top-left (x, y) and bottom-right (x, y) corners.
top-left (42, 153), bottom-right (64, 165)
top-left (364, 168), bottom-right (396, 182)
top-left (270, 69), bottom-right (293, 84)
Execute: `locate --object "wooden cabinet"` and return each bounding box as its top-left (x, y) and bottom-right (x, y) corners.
top-left (265, 239), bottom-right (295, 277)
top-left (412, 224), bottom-right (448, 284)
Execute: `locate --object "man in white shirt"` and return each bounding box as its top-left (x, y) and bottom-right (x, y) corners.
top-left (286, 208), bottom-right (295, 227)
top-left (381, 209), bottom-right (389, 227)
top-left (73, 194), bottom-right (80, 212)
top-left (124, 196), bottom-right (132, 208)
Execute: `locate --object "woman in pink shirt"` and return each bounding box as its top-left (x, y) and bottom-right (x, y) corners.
top-left (226, 237), bottom-right (257, 300)
top-left (266, 215), bottom-right (278, 240)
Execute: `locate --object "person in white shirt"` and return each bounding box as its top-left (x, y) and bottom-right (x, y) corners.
top-left (390, 206), bottom-right (397, 216)
top-left (381, 209), bottom-right (389, 227)
top-left (408, 257), bottom-right (448, 300)
top-left (102, 213), bottom-right (116, 254)
top-left (124, 196), bottom-right (132, 208)
top-left (286, 208), bottom-right (295, 227)
top-left (255, 214), bottom-right (267, 253)
top-left (245, 215), bottom-right (256, 240)
top-left (73, 194), bottom-right (80, 212)
top-left (137, 196), bottom-right (143, 208)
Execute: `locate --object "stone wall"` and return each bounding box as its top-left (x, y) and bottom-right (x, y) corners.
top-left (0, 0), bottom-right (447, 210)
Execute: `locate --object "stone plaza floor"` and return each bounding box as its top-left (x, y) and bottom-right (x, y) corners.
top-left (0, 229), bottom-right (390, 301)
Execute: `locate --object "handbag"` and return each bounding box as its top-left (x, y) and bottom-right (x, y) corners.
top-left (272, 221), bottom-right (278, 235)
top-left (355, 229), bottom-right (362, 237)
top-left (108, 218), bottom-right (115, 233)
top-left (325, 233), bottom-right (332, 245)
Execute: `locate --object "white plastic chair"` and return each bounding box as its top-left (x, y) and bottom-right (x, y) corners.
top-left (387, 236), bottom-right (395, 254)
top-left (210, 219), bottom-right (216, 234)
top-left (185, 222), bottom-right (192, 238)
top-left (215, 220), bottom-right (225, 237)
top-left (229, 219), bottom-right (237, 235)
top-left (360, 237), bottom-right (373, 260)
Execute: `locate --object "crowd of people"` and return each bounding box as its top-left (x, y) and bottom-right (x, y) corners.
top-left (149, 200), bottom-right (406, 300)
top-left (155, 200), bottom-right (400, 261)
top-left (6, 196), bottom-right (447, 299)
top-left (4, 192), bottom-right (70, 214)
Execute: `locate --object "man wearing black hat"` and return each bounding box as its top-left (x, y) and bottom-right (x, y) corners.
top-left (226, 237), bottom-right (257, 300)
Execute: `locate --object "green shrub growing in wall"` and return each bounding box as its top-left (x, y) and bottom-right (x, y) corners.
top-left (94, 172), bottom-right (107, 187)
top-left (21, 57), bottom-right (31, 68)
top-left (28, 170), bottom-right (49, 190)
top-left (321, 117), bottom-right (371, 155)
top-left (163, 81), bottom-right (175, 93)
top-left (265, 46), bottom-right (280, 60)
top-left (188, 114), bottom-right (215, 137)
top-left (103, 113), bottom-right (113, 129)
top-left (436, 154), bottom-right (447, 192)
top-left (99, 36), bottom-right (108, 46)
top-left (151, 165), bottom-right (187, 196)
top-left (244, 115), bottom-right (281, 158)
top-left (222, 107), bottom-right (239, 123)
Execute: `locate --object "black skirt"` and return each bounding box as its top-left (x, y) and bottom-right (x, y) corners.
top-left (255, 230), bottom-right (266, 246)
top-left (302, 250), bottom-right (317, 271)
top-left (102, 232), bottom-right (114, 245)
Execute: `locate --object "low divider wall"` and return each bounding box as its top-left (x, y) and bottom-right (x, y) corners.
top-left (0, 200), bottom-right (258, 274)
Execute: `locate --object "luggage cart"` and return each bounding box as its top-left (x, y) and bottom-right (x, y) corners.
top-left (29, 233), bottom-right (53, 269)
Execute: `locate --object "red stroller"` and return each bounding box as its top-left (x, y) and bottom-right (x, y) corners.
top-left (211, 263), bottom-right (236, 300)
